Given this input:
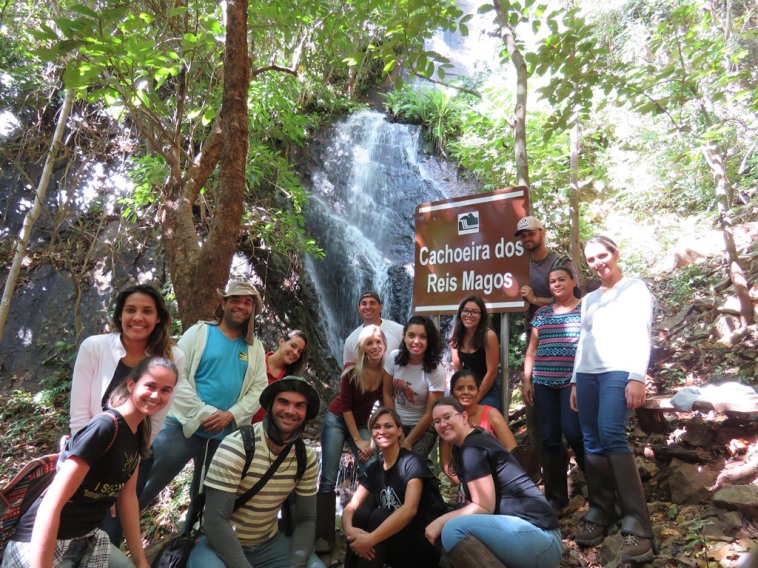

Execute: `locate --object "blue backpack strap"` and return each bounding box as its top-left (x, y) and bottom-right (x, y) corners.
top-left (238, 424), bottom-right (256, 478)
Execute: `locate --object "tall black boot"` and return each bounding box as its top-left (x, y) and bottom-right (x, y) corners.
top-left (542, 451), bottom-right (569, 514)
top-left (608, 453), bottom-right (655, 563)
top-left (315, 491), bottom-right (336, 553)
top-left (447, 536), bottom-right (506, 568)
top-left (575, 453), bottom-right (616, 547)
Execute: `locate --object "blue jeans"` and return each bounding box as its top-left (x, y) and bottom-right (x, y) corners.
top-left (533, 383), bottom-right (584, 464)
top-left (479, 379), bottom-right (502, 412)
top-left (575, 371), bottom-right (632, 455)
top-left (139, 417), bottom-right (224, 510)
top-left (441, 514), bottom-right (562, 568)
top-left (188, 534), bottom-right (324, 568)
top-left (318, 411), bottom-right (375, 494)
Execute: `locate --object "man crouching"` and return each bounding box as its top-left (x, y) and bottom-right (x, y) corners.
top-left (188, 376), bottom-right (325, 568)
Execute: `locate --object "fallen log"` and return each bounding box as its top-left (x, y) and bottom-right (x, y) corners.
top-left (648, 444), bottom-right (711, 463)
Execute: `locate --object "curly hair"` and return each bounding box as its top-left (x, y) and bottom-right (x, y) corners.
top-left (394, 315), bottom-right (442, 374)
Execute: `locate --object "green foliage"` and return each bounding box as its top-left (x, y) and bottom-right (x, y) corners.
top-left (244, 143), bottom-right (324, 259)
top-left (38, 339), bottom-right (77, 419)
top-left (343, 0), bottom-right (468, 88)
top-left (383, 87), bottom-right (465, 154)
top-left (681, 518), bottom-right (711, 555)
top-left (120, 155), bottom-right (168, 218)
top-left (660, 264), bottom-right (718, 310)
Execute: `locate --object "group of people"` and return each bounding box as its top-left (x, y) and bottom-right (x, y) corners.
top-left (2, 215), bottom-right (656, 568)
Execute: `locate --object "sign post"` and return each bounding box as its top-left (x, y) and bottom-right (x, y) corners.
top-left (413, 187), bottom-right (530, 421)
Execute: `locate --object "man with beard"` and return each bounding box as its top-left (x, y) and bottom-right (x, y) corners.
top-left (515, 216), bottom-right (576, 330)
top-left (138, 281), bottom-right (268, 509)
top-left (187, 377), bottom-right (325, 568)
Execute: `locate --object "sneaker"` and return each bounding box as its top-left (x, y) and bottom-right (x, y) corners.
top-left (620, 534), bottom-right (655, 563)
top-left (575, 520), bottom-right (608, 547)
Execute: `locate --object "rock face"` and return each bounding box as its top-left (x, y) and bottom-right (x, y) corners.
top-left (0, 157), bottom-right (342, 407)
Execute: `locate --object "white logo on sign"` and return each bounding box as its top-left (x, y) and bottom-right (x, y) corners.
top-left (458, 212), bottom-right (479, 235)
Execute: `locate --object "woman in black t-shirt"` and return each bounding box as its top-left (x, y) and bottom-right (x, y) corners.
top-left (2, 357), bottom-right (178, 568)
top-left (341, 407), bottom-right (440, 568)
top-left (425, 397), bottom-right (562, 568)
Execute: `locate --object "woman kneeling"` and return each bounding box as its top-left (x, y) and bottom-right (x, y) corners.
top-left (425, 397), bottom-right (562, 568)
top-left (341, 407), bottom-right (441, 568)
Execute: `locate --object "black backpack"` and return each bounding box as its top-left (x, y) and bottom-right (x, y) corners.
top-left (150, 425), bottom-right (307, 568)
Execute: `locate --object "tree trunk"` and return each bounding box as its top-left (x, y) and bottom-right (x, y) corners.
top-left (160, 0), bottom-right (250, 329)
top-left (703, 144), bottom-right (754, 327)
top-left (569, 120), bottom-right (584, 286)
top-left (492, 0), bottom-right (530, 189)
top-left (0, 88), bottom-right (75, 342)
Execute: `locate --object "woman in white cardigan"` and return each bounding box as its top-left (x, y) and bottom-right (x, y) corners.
top-left (70, 284), bottom-right (185, 442)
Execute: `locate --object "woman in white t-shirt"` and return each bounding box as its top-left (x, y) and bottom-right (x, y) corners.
top-left (383, 316), bottom-right (446, 458)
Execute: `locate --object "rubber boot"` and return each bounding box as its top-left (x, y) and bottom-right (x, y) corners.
top-left (575, 454), bottom-right (616, 547)
top-left (542, 451), bottom-right (569, 515)
top-left (608, 453), bottom-right (655, 564)
top-left (314, 491), bottom-right (336, 553)
top-left (447, 536), bottom-right (506, 568)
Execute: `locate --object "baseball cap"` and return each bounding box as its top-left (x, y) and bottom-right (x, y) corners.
top-left (358, 291), bottom-right (382, 304)
top-left (514, 216), bottom-right (545, 236)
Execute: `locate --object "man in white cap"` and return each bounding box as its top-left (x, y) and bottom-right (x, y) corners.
top-left (342, 291), bottom-right (404, 367)
top-left (138, 280), bottom-right (268, 512)
top-left (514, 216), bottom-right (576, 329)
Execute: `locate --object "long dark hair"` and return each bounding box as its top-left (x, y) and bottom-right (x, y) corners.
top-left (108, 357), bottom-right (178, 458)
top-left (279, 330), bottom-right (310, 376)
top-left (112, 285), bottom-right (174, 359)
top-left (449, 295), bottom-right (489, 350)
top-left (394, 315), bottom-right (442, 374)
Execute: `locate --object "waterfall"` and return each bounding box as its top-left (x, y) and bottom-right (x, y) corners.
top-left (304, 110), bottom-right (452, 362)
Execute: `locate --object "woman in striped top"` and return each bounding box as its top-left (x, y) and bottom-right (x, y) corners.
top-left (522, 263), bottom-right (584, 515)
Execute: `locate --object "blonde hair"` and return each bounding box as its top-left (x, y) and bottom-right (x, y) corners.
top-left (342, 324), bottom-right (387, 394)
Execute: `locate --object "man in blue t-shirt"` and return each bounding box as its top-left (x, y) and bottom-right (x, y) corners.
top-left (138, 280), bottom-right (268, 511)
